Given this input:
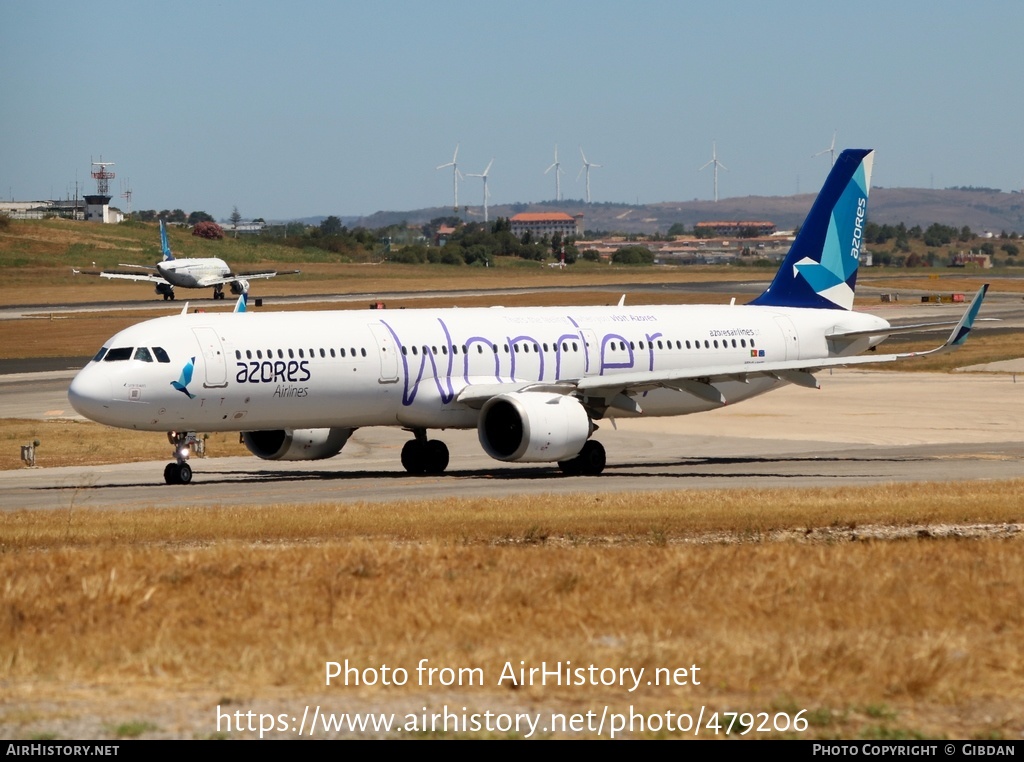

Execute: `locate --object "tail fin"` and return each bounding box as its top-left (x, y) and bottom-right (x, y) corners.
top-left (750, 148), bottom-right (874, 310)
top-left (159, 220), bottom-right (175, 261)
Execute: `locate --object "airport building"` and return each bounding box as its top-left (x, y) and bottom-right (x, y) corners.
top-left (694, 220), bottom-right (777, 237)
top-left (510, 212), bottom-right (583, 240)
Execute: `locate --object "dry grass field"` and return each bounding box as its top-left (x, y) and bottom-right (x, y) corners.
top-left (2, 485), bottom-right (1023, 739)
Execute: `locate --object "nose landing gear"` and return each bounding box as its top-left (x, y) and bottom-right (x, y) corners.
top-left (164, 431), bottom-right (199, 484)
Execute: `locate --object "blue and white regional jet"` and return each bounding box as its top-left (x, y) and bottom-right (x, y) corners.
top-left (82, 220), bottom-right (297, 301)
top-left (68, 150), bottom-right (989, 484)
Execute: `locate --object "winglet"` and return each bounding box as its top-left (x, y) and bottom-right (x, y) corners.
top-left (233, 292), bottom-right (248, 313)
top-left (895, 284), bottom-right (990, 360)
top-left (944, 284), bottom-right (988, 348)
top-left (160, 220), bottom-right (174, 261)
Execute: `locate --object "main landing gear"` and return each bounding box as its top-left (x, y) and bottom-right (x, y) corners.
top-left (400, 429), bottom-right (450, 475)
top-left (212, 284), bottom-right (226, 300)
top-left (164, 431), bottom-right (199, 485)
top-left (558, 440), bottom-right (606, 476)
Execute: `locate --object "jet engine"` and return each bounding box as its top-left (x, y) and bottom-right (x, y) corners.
top-left (477, 392), bottom-right (593, 463)
top-left (242, 428), bottom-right (353, 461)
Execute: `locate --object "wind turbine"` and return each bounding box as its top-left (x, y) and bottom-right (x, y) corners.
top-left (545, 145), bottom-right (563, 201)
top-left (577, 146), bottom-right (602, 203)
top-left (699, 141), bottom-right (728, 202)
top-left (436, 144), bottom-right (462, 212)
top-left (466, 159), bottom-right (493, 222)
top-left (813, 130), bottom-right (837, 166)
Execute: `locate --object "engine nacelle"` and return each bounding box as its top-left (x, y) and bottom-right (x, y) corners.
top-left (478, 392), bottom-right (592, 463)
top-left (242, 428), bottom-right (353, 461)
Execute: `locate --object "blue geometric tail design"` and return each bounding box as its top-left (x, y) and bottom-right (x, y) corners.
top-left (750, 148), bottom-right (874, 310)
top-left (171, 356), bottom-right (196, 399)
top-left (160, 219), bottom-right (175, 261)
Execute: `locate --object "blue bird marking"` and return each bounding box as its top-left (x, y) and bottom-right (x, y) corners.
top-left (171, 357), bottom-right (197, 399)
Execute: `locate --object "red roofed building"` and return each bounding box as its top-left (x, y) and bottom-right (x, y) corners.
top-left (510, 212), bottom-right (582, 240)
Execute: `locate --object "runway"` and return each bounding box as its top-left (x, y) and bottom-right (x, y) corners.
top-left (3, 366), bottom-right (1022, 512)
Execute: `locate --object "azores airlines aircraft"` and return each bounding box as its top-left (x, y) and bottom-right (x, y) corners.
top-left (68, 150), bottom-right (988, 485)
top-left (80, 220), bottom-right (298, 301)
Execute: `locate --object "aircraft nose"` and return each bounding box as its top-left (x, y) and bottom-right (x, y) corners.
top-left (68, 368), bottom-right (113, 422)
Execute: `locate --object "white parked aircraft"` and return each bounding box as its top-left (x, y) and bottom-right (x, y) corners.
top-left (68, 150), bottom-right (989, 484)
top-left (79, 220), bottom-right (298, 300)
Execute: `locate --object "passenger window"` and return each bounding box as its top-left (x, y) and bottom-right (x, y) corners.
top-left (134, 347), bottom-right (153, 362)
top-left (361, 348), bottom-right (366, 357)
top-left (341, 348), bottom-right (347, 358)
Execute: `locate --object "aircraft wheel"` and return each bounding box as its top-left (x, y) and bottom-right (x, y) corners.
top-left (401, 440), bottom-right (426, 475)
top-left (559, 441), bottom-right (605, 476)
top-left (177, 462), bottom-right (193, 484)
top-left (558, 457), bottom-right (582, 476)
top-left (425, 440), bottom-right (449, 474)
top-left (164, 462), bottom-right (178, 484)
top-left (578, 440), bottom-right (606, 475)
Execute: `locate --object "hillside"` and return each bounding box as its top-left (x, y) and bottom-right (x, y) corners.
top-left (355, 188), bottom-right (1024, 235)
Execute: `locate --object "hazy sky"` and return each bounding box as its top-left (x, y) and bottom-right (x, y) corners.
top-left (3, 1), bottom-right (1021, 221)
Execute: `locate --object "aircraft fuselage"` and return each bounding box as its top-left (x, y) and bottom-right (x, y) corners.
top-left (68, 303), bottom-right (891, 434)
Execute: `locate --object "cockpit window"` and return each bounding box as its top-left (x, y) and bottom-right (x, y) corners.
top-left (153, 347), bottom-right (171, 363)
top-left (104, 347), bottom-right (134, 362)
top-left (134, 347), bottom-right (153, 362)
top-left (92, 347), bottom-right (108, 362)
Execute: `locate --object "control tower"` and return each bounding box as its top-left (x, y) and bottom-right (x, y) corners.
top-left (84, 159), bottom-right (115, 223)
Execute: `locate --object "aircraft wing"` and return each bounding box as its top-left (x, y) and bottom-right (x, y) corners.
top-left (457, 285), bottom-right (989, 414)
top-left (75, 269), bottom-right (170, 285)
top-left (195, 269), bottom-right (301, 288)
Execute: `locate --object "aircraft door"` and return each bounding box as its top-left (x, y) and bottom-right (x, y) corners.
top-left (773, 316), bottom-right (800, 361)
top-left (581, 329), bottom-right (600, 375)
top-left (192, 327), bottom-right (228, 388)
top-left (369, 323), bottom-right (400, 384)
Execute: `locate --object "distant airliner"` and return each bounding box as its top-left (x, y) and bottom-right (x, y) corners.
top-left (77, 220), bottom-right (298, 300)
top-left (68, 150), bottom-right (988, 484)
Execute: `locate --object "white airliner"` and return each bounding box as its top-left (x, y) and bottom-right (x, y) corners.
top-left (68, 149), bottom-right (989, 484)
top-left (79, 220), bottom-right (298, 300)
